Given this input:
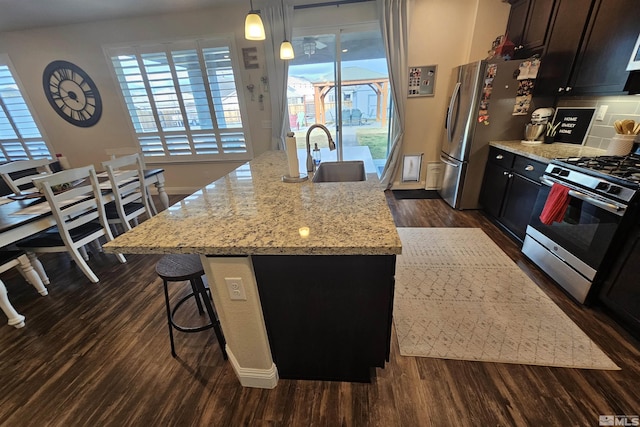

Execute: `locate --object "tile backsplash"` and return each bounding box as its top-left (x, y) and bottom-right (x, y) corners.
top-left (556, 95), bottom-right (640, 150)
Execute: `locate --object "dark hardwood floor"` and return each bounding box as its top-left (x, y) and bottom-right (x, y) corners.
top-left (1, 193), bottom-right (639, 426)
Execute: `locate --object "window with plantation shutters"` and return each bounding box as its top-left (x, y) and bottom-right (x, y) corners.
top-left (107, 37), bottom-right (252, 162)
top-left (0, 57), bottom-right (52, 162)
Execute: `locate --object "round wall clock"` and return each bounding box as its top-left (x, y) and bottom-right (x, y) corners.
top-left (42, 60), bottom-right (102, 127)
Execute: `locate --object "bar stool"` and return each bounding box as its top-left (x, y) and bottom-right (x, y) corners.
top-left (155, 254), bottom-right (227, 359)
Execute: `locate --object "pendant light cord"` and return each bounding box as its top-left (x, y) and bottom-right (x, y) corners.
top-left (281, 0), bottom-right (287, 40)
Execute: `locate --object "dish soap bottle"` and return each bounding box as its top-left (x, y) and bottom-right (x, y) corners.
top-left (312, 143), bottom-right (321, 168)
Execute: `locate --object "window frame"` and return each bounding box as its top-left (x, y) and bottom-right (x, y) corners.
top-left (104, 35), bottom-right (253, 164)
top-left (0, 54), bottom-right (54, 162)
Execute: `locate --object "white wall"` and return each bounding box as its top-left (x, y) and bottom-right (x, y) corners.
top-left (397, 0), bottom-right (510, 188)
top-left (0, 0), bottom-right (510, 193)
top-left (0, 4), bottom-right (272, 194)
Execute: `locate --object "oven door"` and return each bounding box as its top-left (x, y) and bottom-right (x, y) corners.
top-left (527, 176), bottom-right (625, 273)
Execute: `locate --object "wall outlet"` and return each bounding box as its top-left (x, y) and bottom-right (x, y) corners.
top-left (225, 277), bottom-right (247, 301)
top-left (595, 105), bottom-right (608, 121)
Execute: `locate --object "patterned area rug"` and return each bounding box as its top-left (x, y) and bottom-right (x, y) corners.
top-left (394, 228), bottom-right (620, 370)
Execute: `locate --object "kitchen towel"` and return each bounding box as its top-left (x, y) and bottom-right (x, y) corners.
top-left (539, 183), bottom-right (570, 225)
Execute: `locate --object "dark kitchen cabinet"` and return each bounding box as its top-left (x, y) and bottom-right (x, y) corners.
top-left (500, 172), bottom-right (542, 239)
top-left (252, 254), bottom-right (396, 382)
top-left (480, 147), bottom-right (546, 242)
top-left (569, 0), bottom-right (640, 95)
top-left (531, 0), bottom-right (591, 97)
top-left (599, 222), bottom-right (640, 340)
top-left (480, 149), bottom-right (514, 218)
top-left (532, 0), bottom-right (640, 97)
top-left (506, 0), bottom-right (529, 51)
top-left (507, 0), bottom-right (556, 59)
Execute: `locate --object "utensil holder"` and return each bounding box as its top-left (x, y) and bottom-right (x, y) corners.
top-left (605, 134), bottom-right (636, 156)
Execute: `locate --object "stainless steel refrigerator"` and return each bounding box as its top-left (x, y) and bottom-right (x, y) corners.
top-left (438, 59), bottom-right (534, 209)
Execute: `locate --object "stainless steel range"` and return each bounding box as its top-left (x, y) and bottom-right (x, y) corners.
top-left (523, 153), bottom-right (640, 303)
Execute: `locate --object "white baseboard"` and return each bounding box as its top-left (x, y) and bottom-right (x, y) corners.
top-left (226, 346), bottom-right (279, 389)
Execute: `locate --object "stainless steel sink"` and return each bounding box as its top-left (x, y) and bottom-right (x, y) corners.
top-left (311, 160), bottom-right (366, 183)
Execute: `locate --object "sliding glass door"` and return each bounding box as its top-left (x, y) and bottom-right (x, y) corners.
top-left (287, 24), bottom-right (390, 175)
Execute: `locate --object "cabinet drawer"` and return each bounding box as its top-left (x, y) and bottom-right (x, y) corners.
top-left (487, 147), bottom-right (515, 168)
top-left (513, 156), bottom-right (546, 182)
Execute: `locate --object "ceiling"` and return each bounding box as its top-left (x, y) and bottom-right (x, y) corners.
top-left (0, 0), bottom-right (236, 33)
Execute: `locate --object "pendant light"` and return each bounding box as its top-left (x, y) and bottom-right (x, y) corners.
top-left (245, 0), bottom-right (265, 41)
top-left (279, 0), bottom-right (295, 60)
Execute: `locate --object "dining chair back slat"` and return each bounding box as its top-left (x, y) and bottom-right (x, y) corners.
top-left (0, 159), bottom-right (54, 195)
top-left (101, 154), bottom-right (153, 234)
top-left (18, 165), bottom-right (125, 283)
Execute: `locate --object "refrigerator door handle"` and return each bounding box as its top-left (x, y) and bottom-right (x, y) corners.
top-left (445, 82), bottom-right (461, 142)
top-left (439, 154), bottom-right (460, 167)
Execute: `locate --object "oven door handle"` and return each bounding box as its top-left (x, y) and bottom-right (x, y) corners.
top-left (567, 190), bottom-right (626, 215)
top-left (540, 176), bottom-right (626, 216)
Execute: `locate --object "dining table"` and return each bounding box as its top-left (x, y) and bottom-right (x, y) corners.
top-left (0, 168), bottom-right (167, 328)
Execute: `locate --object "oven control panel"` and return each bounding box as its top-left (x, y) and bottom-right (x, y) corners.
top-left (546, 164), bottom-right (636, 204)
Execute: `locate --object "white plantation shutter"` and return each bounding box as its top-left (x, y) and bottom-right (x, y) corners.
top-left (0, 58), bottom-right (52, 162)
top-left (107, 37), bottom-right (252, 162)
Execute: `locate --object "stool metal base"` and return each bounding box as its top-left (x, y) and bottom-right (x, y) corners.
top-left (160, 269), bottom-right (227, 360)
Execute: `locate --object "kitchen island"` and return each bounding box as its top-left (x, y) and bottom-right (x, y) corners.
top-left (104, 150), bottom-right (402, 387)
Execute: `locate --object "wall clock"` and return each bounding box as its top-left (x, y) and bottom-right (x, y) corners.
top-left (42, 60), bottom-right (102, 127)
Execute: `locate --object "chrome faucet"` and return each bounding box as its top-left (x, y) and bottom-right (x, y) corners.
top-left (305, 124), bottom-right (336, 172)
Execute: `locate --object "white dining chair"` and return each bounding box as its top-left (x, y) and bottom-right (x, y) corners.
top-left (101, 153), bottom-right (154, 235)
top-left (0, 250), bottom-right (48, 328)
top-left (0, 159), bottom-right (54, 196)
top-left (17, 165), bottom-right (126, 283)
top-left (104, 148), bottom-right (158, 215)
top-left (105, 147), bottom-right (145, 167)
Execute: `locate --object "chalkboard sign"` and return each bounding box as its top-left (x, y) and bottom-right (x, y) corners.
top-left (550, 107), bottom-right (596, 145)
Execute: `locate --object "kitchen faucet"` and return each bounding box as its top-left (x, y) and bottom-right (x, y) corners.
top-left (305, 124), bottom-right (336, 172)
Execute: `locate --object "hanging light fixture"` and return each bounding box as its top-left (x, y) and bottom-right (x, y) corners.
top-left (245, 0), bottom-right (265, 41)
top-left (279, 0), bottom-right (294, 60)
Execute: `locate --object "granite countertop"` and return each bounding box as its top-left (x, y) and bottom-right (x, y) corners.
top-left (490, 140), bottom-right (607, 163)
top-left (103, 151), bottom-right (402, 256)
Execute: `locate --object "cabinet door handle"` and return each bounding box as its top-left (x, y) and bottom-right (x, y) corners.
top-left (496, 154), bottom-right (504, 160)
top-left (565, 86), bottom-right (572, 92)
top-left (503, 171), bottom-right (509, 176)
top-left (525, 165), bottom-right (534, 171)
top-left (558, 87), bottom-right (565, 92)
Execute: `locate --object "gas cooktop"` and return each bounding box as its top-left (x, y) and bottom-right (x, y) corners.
top-left (554, 154), bottom-right (640, 187)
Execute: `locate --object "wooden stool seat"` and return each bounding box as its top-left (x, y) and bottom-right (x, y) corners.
top-left (156, 254), bottom-right (227, 359)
